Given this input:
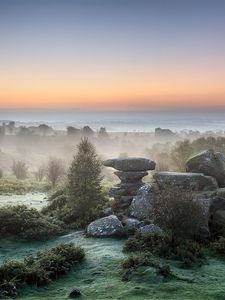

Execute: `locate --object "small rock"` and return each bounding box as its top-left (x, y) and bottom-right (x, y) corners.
top-left (68, 288), bottom-right (81, 298)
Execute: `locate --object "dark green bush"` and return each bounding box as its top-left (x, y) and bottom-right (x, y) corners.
top-left (0, 243), bottom-right (85, 298)
top-left (0, 205), bottom-right (64, 241)
top-left (156, 264), bottom-right (173, 278)
top-left (210, 237), bottom-right (225, 256)
top-left (123, 233), bottom-right (205, 268)
top-left (43, 183), bottom-right (107, 229)
top-left (121, 252), bottom-right (176, 281)
top-left (121, 252), bottom-right (155, 281)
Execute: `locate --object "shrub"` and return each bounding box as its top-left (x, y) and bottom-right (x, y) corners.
top-left (0, 205), bottom-right (64, 241)
top-left (12, 161), bottom-right (27, 180)
top-left (121, 252), bottom-right (154, 281)
top-left (156, 264), bottom-right (173, 278)
top-left (0, 243), bottom-right (85, 297)
top-left (42, 187), bottom-right (68, 216)
top-left (121, 252), bottom-right (176, 281)
top-left (210, 237), bottom-right (225, 256)
top-left (153, 187), bottom-right (205, 241)
top-left (123, 233), bottom-right (205, 268)
top-left (0, 169), bottom-right (3, 178)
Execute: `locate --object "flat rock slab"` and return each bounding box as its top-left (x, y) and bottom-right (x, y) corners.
top-left (87, 215), bottom-right (123, 237)
top-left (153, 171), bottom-right (218, 191)
top-left (104, 157), bottom-right (156, 171)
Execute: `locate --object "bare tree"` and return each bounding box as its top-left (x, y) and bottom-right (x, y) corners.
top-left (35, 164), bottom-right (46, 182)
top-left (12, 160), bottom-right (28, 180)
top-left (153, 187), bottom-right (205, 241)
top-left (46, 158), bottom-right (66, 187)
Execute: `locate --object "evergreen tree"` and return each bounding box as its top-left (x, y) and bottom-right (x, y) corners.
top-left (67, 138), bottom-right (104, 224)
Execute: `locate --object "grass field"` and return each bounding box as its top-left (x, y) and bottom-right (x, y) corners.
top-left (1, 188), bottom-right (225, 299)
top-left (1, 232), bottom-right (225, 300)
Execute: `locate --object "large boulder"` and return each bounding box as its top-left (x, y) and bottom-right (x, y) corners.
top-left (87, 215), bottom-right (123, 237)
top-left (129, 184), bottom-right (155, 220)
top-left (103, 157), bottom-right (156, 171)
top-left (153, 171), bottom-right (218, 191)
top-left (186, 149), bottom-right (225, 187)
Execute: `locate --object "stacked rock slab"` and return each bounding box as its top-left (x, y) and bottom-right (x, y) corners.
top-left (153, 171), bottom-right (218, 191)
top-left (103, 158), bottom-right (156, 212)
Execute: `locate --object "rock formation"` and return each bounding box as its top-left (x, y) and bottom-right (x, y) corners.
top-left (186, 149), bottom-right (225, 187)
top-left (87, 151), bottom-right (225, 239)
top-left (103, 158), bottom-right (156, 213)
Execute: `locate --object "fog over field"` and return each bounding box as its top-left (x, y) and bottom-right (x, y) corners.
top-left (1, 109), bottom-right (225, 176)
top-left (1, 109), bottom-right (225, 132)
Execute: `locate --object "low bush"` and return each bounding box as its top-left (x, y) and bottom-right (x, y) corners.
top-left (121, 252), bottom-right (155, 281)
top-left (153, 187), bottom-right (206, 241)
top-left (123, 233), bottom-right (205, 268)
top-left (42, 187), bottom-right (68, 216)
top-left (0, 205), bottom-right (64, 241)
top-left (0, 243), bottom-right (85, 298)
top-left (210, 237), bottom-right (225, 256)
top-left (43, 184), bottom-right (108, 229)
top-left (156, 264), bottom-right (173, 278)
top-left (121, 252), bottom-right (175, 281)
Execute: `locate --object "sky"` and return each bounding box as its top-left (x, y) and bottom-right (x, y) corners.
top-left (0, 0), bottom-right (225, 111)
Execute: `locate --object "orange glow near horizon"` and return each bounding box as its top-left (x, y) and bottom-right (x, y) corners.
top-left (1, 1), bottom-right (225, 111)
top-left (1, 67), bottom-right (225, 110)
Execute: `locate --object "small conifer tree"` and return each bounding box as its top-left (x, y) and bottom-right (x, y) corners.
top-left (68, 138), bottom-right (104, 224)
